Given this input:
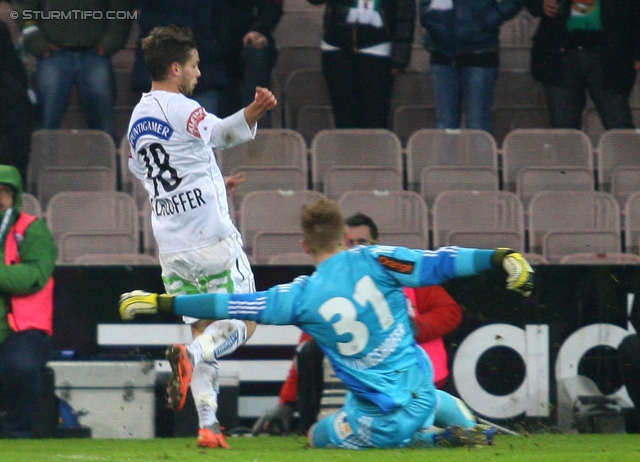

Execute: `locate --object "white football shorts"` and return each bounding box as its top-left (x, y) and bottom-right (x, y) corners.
top-left (158, 231), bottom-right (255, 324)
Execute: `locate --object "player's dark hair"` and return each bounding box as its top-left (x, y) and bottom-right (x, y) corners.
top-left (301, 199), bottom-right (345, 256)
top-left (345, 212), bottom-right (379, 241)
top-left (141, 25), bottom-right (198, 81)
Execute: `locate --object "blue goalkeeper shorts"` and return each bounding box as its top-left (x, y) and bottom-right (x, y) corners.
top-left (310, 379), bottom-right (436, 449)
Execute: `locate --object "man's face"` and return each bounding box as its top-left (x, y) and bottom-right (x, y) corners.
top-left (345, 225), bottom-right (375, 248)
top-left (0, 184), bottom-right (15, 213)
top-left (178, 48), bottom-right (201, 96)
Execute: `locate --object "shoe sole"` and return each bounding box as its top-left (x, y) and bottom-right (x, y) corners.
top-left (166, 345), bottom-right (193, 411)
top-left (442, 425), bottom-right (494, 448)
top-left (197, 429), bottom-right (230, 449)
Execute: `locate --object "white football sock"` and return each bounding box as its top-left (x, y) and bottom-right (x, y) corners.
top-left (190, 361), bottom-right (219, 428)
top-left (189, 319), bottom-right (248, 364)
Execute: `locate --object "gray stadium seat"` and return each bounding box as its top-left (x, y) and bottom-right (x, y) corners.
top-left (310, 129), bottom-right (403, 198)
top-left (338, 190), bottom-right (429, 249)
top-left (239, 190), bottom-right (326, 260)
top-left (431, 190), bottom-right (525, 251)
top-left (528, 191), bottom-right (620, 262)
top-left (502, 129), bottom-right (593, 193)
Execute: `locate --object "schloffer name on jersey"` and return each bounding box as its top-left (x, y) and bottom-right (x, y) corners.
top-left (153, 188), bottom-right (206, 216)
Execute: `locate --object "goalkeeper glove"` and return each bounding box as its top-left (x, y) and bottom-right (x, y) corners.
top-left (492, 248), bottom-right (534, 297)
top-left (251, 403), bottom-right (295, 436)
top-left (119, 290), bottom-right (174, 320)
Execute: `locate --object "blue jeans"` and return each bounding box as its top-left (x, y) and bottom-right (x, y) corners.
top-left (37, 50), bottom-right (116, 137)
top-left (431, 64), bottom-right (498, 133)
top-left (0, 329), bottom-right (52, 438)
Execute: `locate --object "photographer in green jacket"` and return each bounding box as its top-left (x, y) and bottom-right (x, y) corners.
top-left (0, 165), bottom-right (57, 438)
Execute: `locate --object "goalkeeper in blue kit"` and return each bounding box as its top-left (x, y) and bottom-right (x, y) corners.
top-left (120, 198), bottom-right (534, 449)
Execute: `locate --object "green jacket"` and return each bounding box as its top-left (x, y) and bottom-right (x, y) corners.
top-left (0, 165), bottom-right (57, 344)
top-left (14, 0), bottom-right (135, 56)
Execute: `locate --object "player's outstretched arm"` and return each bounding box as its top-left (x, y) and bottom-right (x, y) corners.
top-left (120, 289), bottom-right (274, 321)
top-left (244, 86), bottom-right (278, 126)
top-left (491, 248), bottom-right (535, 296)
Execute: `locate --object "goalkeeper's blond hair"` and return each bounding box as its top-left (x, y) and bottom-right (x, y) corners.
top-left (301, 199), bottom-right (346, 256)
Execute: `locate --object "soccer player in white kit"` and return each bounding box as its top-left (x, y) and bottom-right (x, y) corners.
top-left (125, 25), bottom-right (277, 448)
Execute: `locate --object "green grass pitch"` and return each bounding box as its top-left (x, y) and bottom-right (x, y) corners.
top-left (1, 433), bottom-right (640, 462)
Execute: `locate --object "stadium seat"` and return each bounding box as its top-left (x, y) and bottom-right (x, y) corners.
top-left (57, 231), bottom-right (139, 264)
top-left (389, 71), bottom-right (435, 120)
top-left (73, 252), bottom-right (159, 265)
top-left (22, 192), bottom-right (42, 218)
top-left (391, 105), bottom-right (437, 146)
top-left (493, 71), bottom-right (546, 108)
top-left (559, 252), bottom-right (640, 265)
top-left (528, 191), bottom-right (621, 262)
top-left (297, 105), bottom-right (335, 144)
top-left (283, 69), bottom-right (331, 132)
top-left (501, 128), bottom-right (593, 193)
top-left (37, 166), bottom-right (116, 210)
top-left (431, 190), bottom-right (525, 251)
top-left (491, 107), bottom-right (551, 148)
top-left (624, 192), bottom-right (640, 255)
top-left (522, 253), bottom-right (549, 265)
top-left (267, 252), bottom-right (314, 265)
top-left (216, 129), bottom-right (309, 208)
top-left (338, 190), bottom-right (429, 249)
top-left (239, 190), bottom-right (326, 260)
top-left (272, 9), bottom-right (323, 48)
top-left (516, 166), bottom-right (594, 210)
top-left (596, 130), bottom-right (640, 207)
top-left (271, 46), bottom-right (321, 90)
top-left (406, 129), bottom-right (499, 205)
top-left (253, 231), bottom-right (306, 265)
top-left (27, 129), bottom-right (117, 196)
top-left (310, 129), bottom-right (403, 198)
top-left (46, 191), bottom-right (139, 263)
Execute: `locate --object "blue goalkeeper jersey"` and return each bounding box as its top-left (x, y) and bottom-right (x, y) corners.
top-left (175, 245), bottom-right (494, 413)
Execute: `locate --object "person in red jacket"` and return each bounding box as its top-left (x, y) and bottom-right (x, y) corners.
top-left (0, 165), bottom-right (57, 438)
top-left (252, 213), bottom-right (463, 435)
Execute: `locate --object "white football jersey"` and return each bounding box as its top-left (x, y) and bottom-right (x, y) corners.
top-left (127, 91), bottom-right (256, 254)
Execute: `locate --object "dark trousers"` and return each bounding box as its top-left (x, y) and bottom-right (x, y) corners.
top-left (322, 50), bottom-right (394, 129)
top-left (543, 49), bottom-right (634, 130)
top-left (619, 334), bottom-right (640, 417)
top-left (220, 42), bottom-right (278, 119)
top-left (296, 338), bottom-right (325, 434)
top-left (0, 329), bottom-right (52, 438)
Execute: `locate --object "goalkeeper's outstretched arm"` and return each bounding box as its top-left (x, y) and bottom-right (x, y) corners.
top-left (119, 247), bottom-right (534, 321)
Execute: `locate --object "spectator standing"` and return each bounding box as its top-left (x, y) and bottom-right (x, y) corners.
top-left (525, 0), bottom-right (640, 129)
top-left (0, 21), bottom-right (35, 186)
top-left (131, 0), bottom-right (231, 114)
top-left (308, 0), bottom-right (416, 129)
top-left (0, 165), bottom-right (57, 438)
top-left (13, 0), bottom-right (135, 138)
top-left (419, 0), bottom-right (524, 133)
top-left (219, 0), bottom-right (282, 124)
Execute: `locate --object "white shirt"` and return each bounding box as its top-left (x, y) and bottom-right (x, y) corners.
top-left (127, 91), bottom-right (256, 254)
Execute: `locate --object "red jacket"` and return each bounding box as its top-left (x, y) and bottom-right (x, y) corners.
top-left (278, 285), bottom-right (463, 404)
top-left (5, 213), bottom-right (54, 335)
